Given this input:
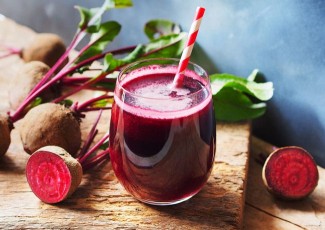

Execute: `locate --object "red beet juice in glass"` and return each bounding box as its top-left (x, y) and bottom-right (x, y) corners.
top-left (109, 58), bottom-right (216, 205)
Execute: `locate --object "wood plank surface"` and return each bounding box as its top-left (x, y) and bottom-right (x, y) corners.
top-left (0, 18), bottom-right (251, 229)
top-left (244, 137), bottom-right (325, 230)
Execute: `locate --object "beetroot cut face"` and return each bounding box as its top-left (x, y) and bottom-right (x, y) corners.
top-left (262, 146), bottom-right (319, 200)
top-left (26, 149), bottom-right (80, 204)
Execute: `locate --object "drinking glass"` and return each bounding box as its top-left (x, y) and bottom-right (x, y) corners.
top-left (109, 58), bottom-right (216, 205)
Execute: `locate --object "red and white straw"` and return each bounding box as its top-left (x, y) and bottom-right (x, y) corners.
top-left (173, 6), bottom-right (205, 87)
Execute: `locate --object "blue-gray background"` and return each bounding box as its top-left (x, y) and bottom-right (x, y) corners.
top-left (1, 0), bottom-right (324, 166)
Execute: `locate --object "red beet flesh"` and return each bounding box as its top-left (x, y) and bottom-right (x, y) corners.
top-left (262, 146), bottom-right (319, 200)
top-left (26, 147), bottom-right (82, 203)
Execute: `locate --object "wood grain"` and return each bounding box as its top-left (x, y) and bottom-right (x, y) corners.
top-left (0, 18), bottom-right (251, 229)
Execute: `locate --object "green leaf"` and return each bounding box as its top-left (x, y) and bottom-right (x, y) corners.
top-left (94, 81), bottom-right (116, 91)
top-left (105, 0), bottom-right (133, 9)
top-left (213, 88), bottom-right (267, 121)
top-left (23, 97), bottom-right (42, 114)
top-left (86, 21), bottom-right (102, 34)
top-left (144, 19), bottom-right (181, 40)
top-left (30, 97), bottom-right (42, 108)
top-left (75, 6), bottom-right (101, 29)
top-left (210, 70), bottom-right (274, 101)
top-left (103, 45), bottom-right (144, 72)
top-left (143, 32), bottom-right (187, 58)
top-left (76, 46), bottom-right (103, 64)
top-left (103, 52), bottom-right (127, 72)
top-left (210, 69), bottom-right (273, 121)
top-left (75, 21), bottom-right (121, 64)
top-left (75, 6), bottom-right (92, 29)
top-left (99, 32), bottom-right (186, 75)
top-left (59, 99), bottom-right (74, 107)
top-left (247, 69), bottom-right (259, 82)
top-left (91, 98), bottom-right (114, 108)
top-left (75, 0), bottom-right (132, 30)
top-left (90, 21), bottom-right (121, 49)
top-left (74, 65), bottom-right (90, 74)
top-left (99, 141), bottom-right (109, 150)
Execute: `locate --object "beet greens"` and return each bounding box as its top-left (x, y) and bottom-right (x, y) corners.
top-left (0, 0), bottom-right (188, 157)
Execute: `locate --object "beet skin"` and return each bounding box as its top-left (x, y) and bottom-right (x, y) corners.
top-left (21, 33), bottom-right (67, 68)
top-left (0, 113), bottom-right (12, 156)
top-left (20, 103), bottom-right (81, 156)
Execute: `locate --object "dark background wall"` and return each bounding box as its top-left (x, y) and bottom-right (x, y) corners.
top-left (1, 0), bottom-right (324, 166)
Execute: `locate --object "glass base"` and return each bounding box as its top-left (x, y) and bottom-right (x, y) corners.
top-left (135, 194), bottom-right (195, 206)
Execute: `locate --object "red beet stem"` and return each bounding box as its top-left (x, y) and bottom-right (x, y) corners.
top-left (78, 132), bottom-right (110, 165)
top-left (73, 94), bottom-right (113, 113)
top-left (61, 76), bottom-right (116, 85)
top-left (75, 109), bottom-right (110, 171)
top-left (28, 29), bottom-right (85, 98)
top-left (0, 52), bottom-right (18, 59)
top-left (52, 72), bottom-right (109, 103)
top-left (81, 149), bottom-right (110, 171)
top-left (0, 45), bottom-right (21, 59)
top-left (77, 110), bottom-right (103, 158)
top-left (77, 107), bottom-right (112, 112)
top-left (78, 129), bottom-right (98, 158)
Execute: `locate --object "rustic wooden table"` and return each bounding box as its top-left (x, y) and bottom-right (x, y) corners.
top-left (0, 18), bottom-right (250, 229)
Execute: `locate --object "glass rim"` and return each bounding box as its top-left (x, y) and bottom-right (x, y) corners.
top-left (116, 57), bottom-right (210, 101)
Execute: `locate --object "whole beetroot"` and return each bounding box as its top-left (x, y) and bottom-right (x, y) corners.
top-left (9, 61), bottom-right (60, 110)
top-left (20, 103), bottom-right (81, 156)
top-left (21, 33), bottom-right (67, 68)
top-left (0, 114), bottom-right (12, 156)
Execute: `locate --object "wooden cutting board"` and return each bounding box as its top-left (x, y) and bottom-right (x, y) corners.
top-left (0, 18), bottom-right (251, 229)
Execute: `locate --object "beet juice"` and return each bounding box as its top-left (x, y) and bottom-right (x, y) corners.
top-left (109, 58), bottom-right (216, 205)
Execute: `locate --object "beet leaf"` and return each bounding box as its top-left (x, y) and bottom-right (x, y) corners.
top-left (210, 69), bottom-right (274, 121)
top-left (213, 88), bottom-right (267, 121)
top-left (144, 19), bottom-right (181, 40)
top-left (142, 33), bottom-right (186, 58)
top-left (76, 0), bottom-right (132, 30)
top-left (75, 21), bottom-right (122, 64)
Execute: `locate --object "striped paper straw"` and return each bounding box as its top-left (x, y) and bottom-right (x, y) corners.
top-left (173, 6), bottom-right (205, 87)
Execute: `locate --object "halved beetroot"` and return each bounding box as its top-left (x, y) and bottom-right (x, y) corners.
top-left (26, 146), bottom-right (82, 204)
top-left (262, 146), bottom-right (319, 200)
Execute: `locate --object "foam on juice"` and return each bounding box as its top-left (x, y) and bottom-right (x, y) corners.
top-left (115, 66), bottom-right (211, 118)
